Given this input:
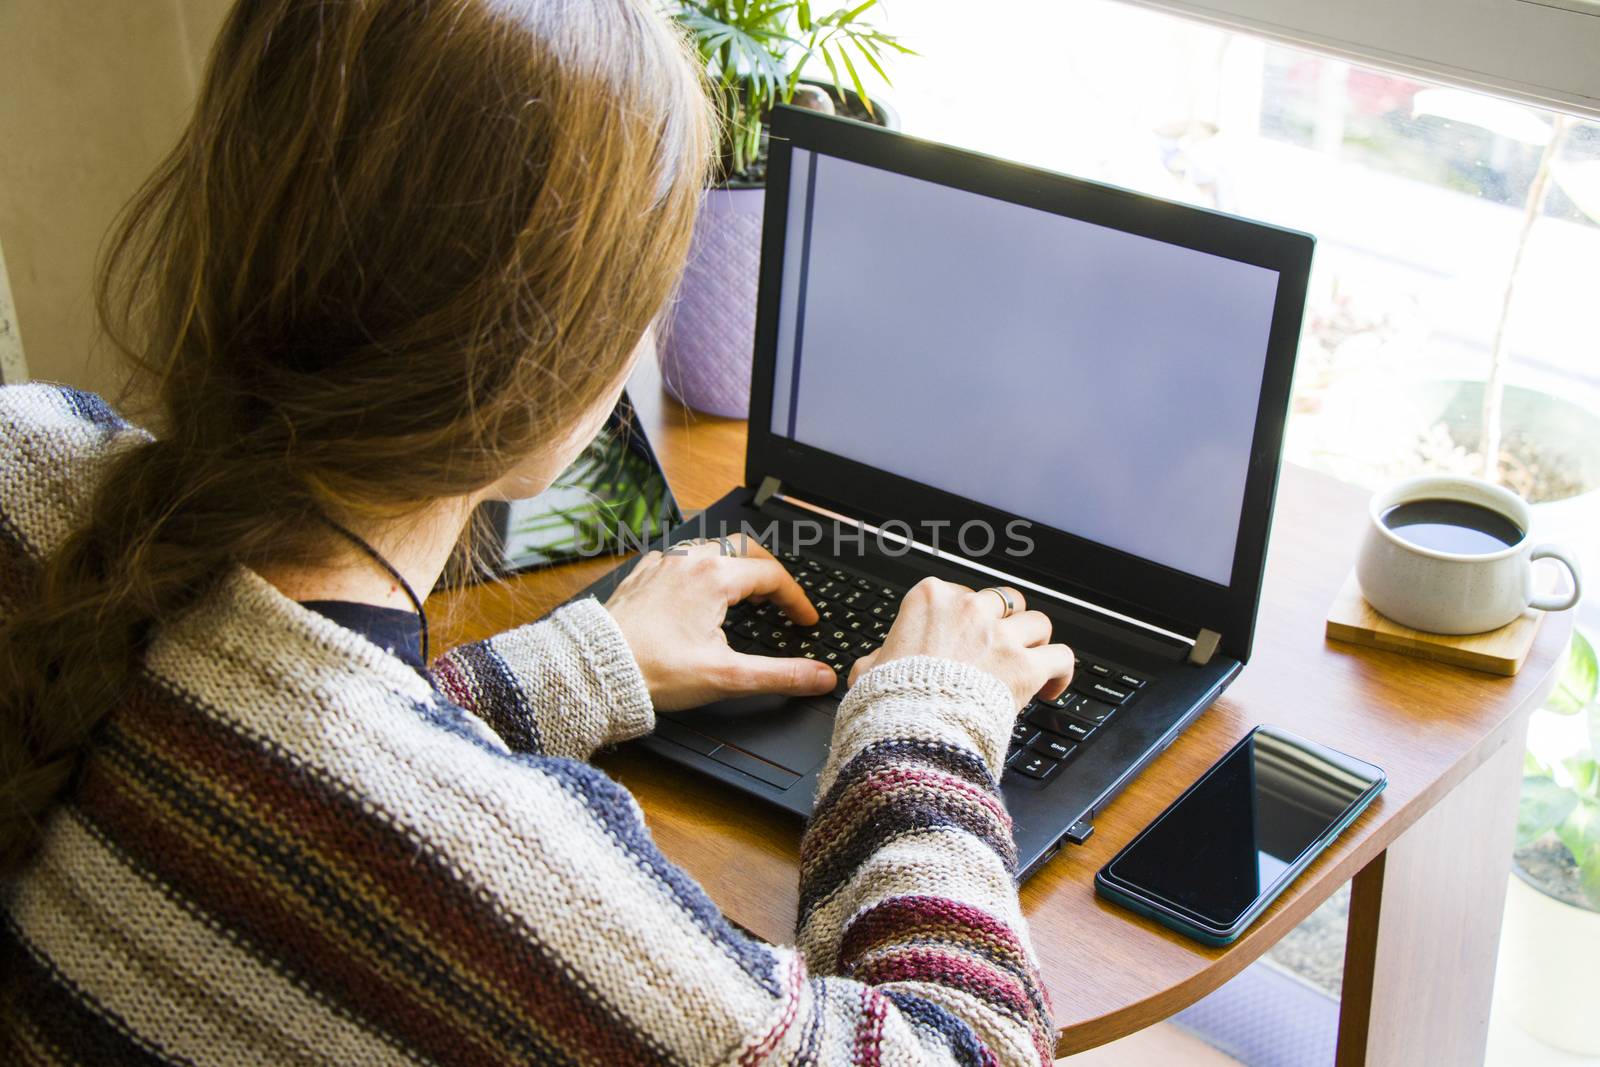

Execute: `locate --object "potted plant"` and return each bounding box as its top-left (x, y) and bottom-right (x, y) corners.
top-left (1503, 628), bottom-right (1600, 1054)
top-left (659, 1), bottom-right (910, 418)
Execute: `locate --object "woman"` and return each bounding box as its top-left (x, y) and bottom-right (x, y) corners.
top-left (0, 1), bottom-right (1074, 1063)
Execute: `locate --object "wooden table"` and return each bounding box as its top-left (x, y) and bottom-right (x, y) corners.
top-left (429, 362), bottom-right (1570, 1064)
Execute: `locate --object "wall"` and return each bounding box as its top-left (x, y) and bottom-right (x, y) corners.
top-left (0, 0), bottom-right (229, 395)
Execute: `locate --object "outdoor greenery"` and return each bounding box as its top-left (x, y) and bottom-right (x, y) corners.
top-left (1519, 629), bottom-right (1600, 908)
top-left (668, 0), bottom-right (911, 180)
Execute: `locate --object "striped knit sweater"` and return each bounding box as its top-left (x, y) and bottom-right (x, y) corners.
top-left (0, 384), bottom-right (1055, 1066)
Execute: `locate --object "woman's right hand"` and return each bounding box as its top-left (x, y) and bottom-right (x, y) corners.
top-left (847, 577), bottom-right (1076, 711)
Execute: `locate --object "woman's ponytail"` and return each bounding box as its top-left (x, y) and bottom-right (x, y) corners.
top-left (0, 437), bottom-right (316, 874)
top-left (0, 0), bottom-right (711, 878)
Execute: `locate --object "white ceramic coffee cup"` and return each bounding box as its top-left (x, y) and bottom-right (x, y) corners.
top-left (1356, 474), bottom-right (1583, 635)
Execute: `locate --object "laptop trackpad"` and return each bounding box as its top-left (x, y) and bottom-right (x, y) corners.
top-left (672, 695), bottom-right (834, 776)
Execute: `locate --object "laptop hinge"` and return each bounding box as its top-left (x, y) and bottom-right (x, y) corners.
top-left (1188, 628), bottom-right (1222, 666)
top-left (753, 475), bottom-right (782, 508)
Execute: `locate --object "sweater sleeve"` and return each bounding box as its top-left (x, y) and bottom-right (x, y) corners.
top-left (790, 656), bottom-right (1057, 1064)
top-left (5, 631), bottom-right (1058, 1064)
top-left (431, 627), bottom-right (1054, 1061)
top-left (388, 655), bottom-right (1053, 1066)
top-left (427, 596), bottom-right (654, 761)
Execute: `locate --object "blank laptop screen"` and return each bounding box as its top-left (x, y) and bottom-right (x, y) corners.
top-left (768, 149), bottom-right (1282, 586)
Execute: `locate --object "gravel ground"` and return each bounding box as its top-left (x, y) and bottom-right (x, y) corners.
top-left (1262, 839), bottom-right (1597, 1001)
top-left (1515, 837), bottom-right (1594, 911)
top-left (1265, 884), bottom-right (1351, 999)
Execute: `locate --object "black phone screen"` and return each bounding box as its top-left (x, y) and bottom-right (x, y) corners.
top-left (1104, 728), bottom-right (1383, 930)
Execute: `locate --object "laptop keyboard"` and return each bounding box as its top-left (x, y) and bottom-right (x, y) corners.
top-left (720, 548), bottom-right (1152, 787)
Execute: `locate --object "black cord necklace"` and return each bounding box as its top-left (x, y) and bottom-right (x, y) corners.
top-left (318, 515), bottom-right (430, 665)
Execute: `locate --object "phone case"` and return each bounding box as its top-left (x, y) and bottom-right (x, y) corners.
top-left (1094, 726), bottom-right (1386, 946)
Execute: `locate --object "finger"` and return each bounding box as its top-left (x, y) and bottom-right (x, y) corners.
top-left (1030, 642), bottom-right (1077, 701)
top-left (714, 650), bottom-right (837, 699)
top-left (974, 585), bottom-right (1026, 618)
top-left (847, 649), bottom-right (879, 687)
top-left (667, 537), bottom-right (722, 559)
top-left (1004, 609), bottom-right (1053, 648)
top-left (722, 531), bottom-right (765, 560)
top-left (674, 533), bottom-right (764, 561)
top-left (719, 556), bottom-right (817, 625)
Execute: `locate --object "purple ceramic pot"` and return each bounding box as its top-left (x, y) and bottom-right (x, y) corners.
top-left (658, 184), bottom-right (766, 419)
top-left (659, 92), bottom-right (898, 419)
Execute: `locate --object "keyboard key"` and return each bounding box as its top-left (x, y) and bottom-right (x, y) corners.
top-left (1116, 671), bottom-right (1148, 689)
top-left (868, 603), bottom-right (895, 621)
top-left (1029, 732), bottom-right (1078, 761)
top-left (1008, 752), bottom-right (1059, 782)
top-left (852, 577), bottom-right (874, 591)
top-left (1071, 676), bottom-right (1133, 705)
top-left (804, 559), bottom-right (824, 572)
top-left (1010, 722), bottom-right (1040, 749)
top-left (1071, 696), bottom-right (1117, 725)
top-left (1086, 662), bottom-right (1113, 678)
top-left (1026, 704), bottom-right (1094, 742)
top-left (1060, 720), bottom-right (1094, 743)
top-left (1036, 690), bottom-right (1074, 710)
top-left (829, 568), bottom-right (851, 583)
top-left (841, 589), bottom-right (875, 609)
top-left (876, 584), bottom-right (899, 600)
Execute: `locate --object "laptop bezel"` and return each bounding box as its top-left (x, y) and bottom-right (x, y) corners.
top-left (744, 107), bottom-right (1313, 662)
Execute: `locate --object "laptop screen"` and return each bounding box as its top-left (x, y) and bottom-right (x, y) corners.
top-left (767, 148), bottom-right (1283, 586)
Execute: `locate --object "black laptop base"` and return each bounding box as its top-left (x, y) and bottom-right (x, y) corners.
top-left (567, 486), bottom-right (1243, 878)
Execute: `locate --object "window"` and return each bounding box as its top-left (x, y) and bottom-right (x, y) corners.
top-left (871, 0), bottom-right (1599, 633)
top-left (863, 3), bottom-right (1600, 1059)
top-left (1126, 0), bottom-right (1600, 119)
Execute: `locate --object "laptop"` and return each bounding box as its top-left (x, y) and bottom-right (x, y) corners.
top-left (574, 106), bottom-right (1313, 878)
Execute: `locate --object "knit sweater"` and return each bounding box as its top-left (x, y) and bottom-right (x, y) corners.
top-left (0, 384), bottom-right (1055, 1066)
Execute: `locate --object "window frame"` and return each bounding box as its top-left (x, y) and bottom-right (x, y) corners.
top-left (1118, 0), bottom-right (1600, 119)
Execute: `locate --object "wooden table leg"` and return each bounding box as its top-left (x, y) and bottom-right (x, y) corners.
top-left (1335, 728), bottom-right (1528, 1066)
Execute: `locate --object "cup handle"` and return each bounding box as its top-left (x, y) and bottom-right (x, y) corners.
top-left (1528, 544), bottom-right (1584, 612)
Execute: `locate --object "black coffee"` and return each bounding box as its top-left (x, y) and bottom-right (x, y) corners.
top-left (1381, 498), bottom-right (1524, 555)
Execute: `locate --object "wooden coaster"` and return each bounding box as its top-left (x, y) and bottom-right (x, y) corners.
top-left (1325, 571), bottom-right (1543, 676)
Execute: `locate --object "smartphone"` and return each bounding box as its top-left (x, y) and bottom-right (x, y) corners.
top-left (1095, 725), bottom-right (1385, 946)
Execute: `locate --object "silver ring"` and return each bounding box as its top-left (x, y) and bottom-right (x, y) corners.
top-left (984, 587), bottom-right (1017, 618)
top-left (717, 535), bottom-right (738, 557)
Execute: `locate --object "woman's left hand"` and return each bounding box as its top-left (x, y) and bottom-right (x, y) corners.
top-left (603, 535), bottom-right (838, 712)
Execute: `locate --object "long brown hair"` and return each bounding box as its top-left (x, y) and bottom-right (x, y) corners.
top-left (0, 0), bottom-right (712, 875)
